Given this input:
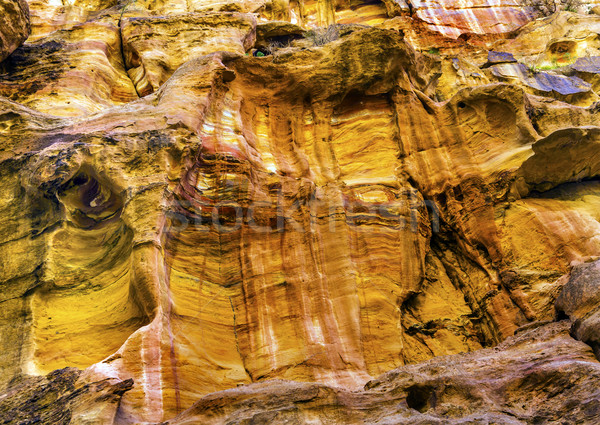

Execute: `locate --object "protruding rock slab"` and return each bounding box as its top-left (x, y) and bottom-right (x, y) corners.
top-left (164, 322), bottom-right (600, 424)
top-left (0, 367), bottom-right (133, 424)
top-left (0, 0), bottom-right (30, 63)
top-left (0, 18), bottom-right (139, 117)
top-left (121, 12), bottom-right (256, 96)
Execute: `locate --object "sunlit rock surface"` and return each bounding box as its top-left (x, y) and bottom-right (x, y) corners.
top-left (409, 0), bottom-right (534, 38)
top-left (0, 17), bottom-right (138, 116)
top-left (1, 0), bottom-right (600, 423)
top-left (121, 12), bottom-right (256, 96)
top-left (164, 322), bottom-right (600, 424)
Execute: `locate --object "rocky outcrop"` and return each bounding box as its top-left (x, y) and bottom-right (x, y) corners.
top-left (0, 368), bottom-right (133, 424)
top-left (556, 259), bottom-right (600, 357)
top-left (0, 17), bottom-right (138, 116)
top-left (122, 12), bottom-right (256, 96)
top-left (408, 0), bottom-right (534, 38)
top-left (165, 322), bottom-right (600, 424)
top-left (0, 0), bottom-right (30, 63)
top-left (1, 0), bottom-right (600, 424)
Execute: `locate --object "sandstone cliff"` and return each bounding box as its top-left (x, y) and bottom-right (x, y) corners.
top-left (1, 0), bottom-right (600, 423)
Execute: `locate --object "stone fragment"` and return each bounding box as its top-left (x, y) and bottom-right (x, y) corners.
top-left (487, 50), bottom-right (517, 65)
top-left (573, 56), bottom-right (600, 74)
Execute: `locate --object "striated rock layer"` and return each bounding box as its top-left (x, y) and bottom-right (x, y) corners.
top-left (1, 0), bottom-right (600, 424)
top-left (0, 368), bottom-right (133, 424)
top-left (164, 322), bottom-right (600, 424)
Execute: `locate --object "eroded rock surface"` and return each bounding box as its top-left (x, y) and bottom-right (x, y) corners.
top-left (164, 322), bottom-right (600, 424)
top-left (0, 368), bottom-right (133, 424)
top-left (1, 0), bottom-right (600, 424)
top-left (556, 258), bottom-right (600, 357)
top-left (0, 0), bottom-right (30, 63)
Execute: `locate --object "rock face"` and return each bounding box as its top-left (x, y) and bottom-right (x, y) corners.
top-left (164, 322), bottom-right (600, 424)
top-left (556, 259), bottom-right (600, 357)
top-left (1, 0), bottom-right (600, 424)
top-left (0, 0), bottom-right (30, 63)
top-left (0, 368), bottom-right (133, 424)
top-left (408, 0), bottom-right (534, 38)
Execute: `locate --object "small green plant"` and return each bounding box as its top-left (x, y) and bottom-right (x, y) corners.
top-left (120, 0), bottom-right (137, 22)
top-left (529, 60), bottom-right (561, 72)
top-left (427, 47), bottom-right (440, 55)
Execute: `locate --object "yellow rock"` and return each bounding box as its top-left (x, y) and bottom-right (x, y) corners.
top-left (1, 1), bottom-right (600, 423)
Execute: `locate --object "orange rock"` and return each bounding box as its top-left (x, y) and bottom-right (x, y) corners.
top-left (1, 1), bottom-right (600, 423)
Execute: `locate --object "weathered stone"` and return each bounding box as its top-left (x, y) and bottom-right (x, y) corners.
top-left (490, 63), bottom-right (592, 97)
top-left (0, 0), bottom-right (30, 63)
top-left (0, 16), bottom-right (138, 116)
top-left (0, 368), bottom-right (133, 424)
top-left (1, 0), bottom-right (600, 423)
top-left (487, 50), bottom-right (517, 65)
top-left (556, 259), bottom-right (600, 357)
top-left (164, 322), bottom-right (600, 424)
top-left (573, 56), bottom-right (600, 74)
top-left (122, 12), bottom-right (256, 96)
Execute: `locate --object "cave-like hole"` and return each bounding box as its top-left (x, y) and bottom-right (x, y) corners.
top-left (406, 384), bottom-right (435, 412)
top-left (57, 170), bottom-right (123, 228)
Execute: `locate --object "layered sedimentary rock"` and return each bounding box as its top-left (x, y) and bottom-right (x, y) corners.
top-left (164, 322), bottom-right (600, 424)
top-left (1, 0), bottom-right (600, 424)
top-left (0, 17), bottom-right (138, 116)
top-left (0, 0), bottom-right (30, 63)
top-left (0, 368), bottom-right (133, 424)
top-left (121, 12), bottom-right (256, 96)
top-left (406, 0), bottom-right (534, 38)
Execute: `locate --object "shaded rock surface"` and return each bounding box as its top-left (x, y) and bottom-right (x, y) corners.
top-left (556, 258), bottom-right (600, 357)
top-left (0, 368), bottom-right (133, 424)
top-left (0, 0), bottom-right (600, 423)
top-left (0, 0), bottom-right (30, 63)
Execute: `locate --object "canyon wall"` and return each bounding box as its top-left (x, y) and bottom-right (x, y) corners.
top-left (1, 0), bottom-right (600, 423)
